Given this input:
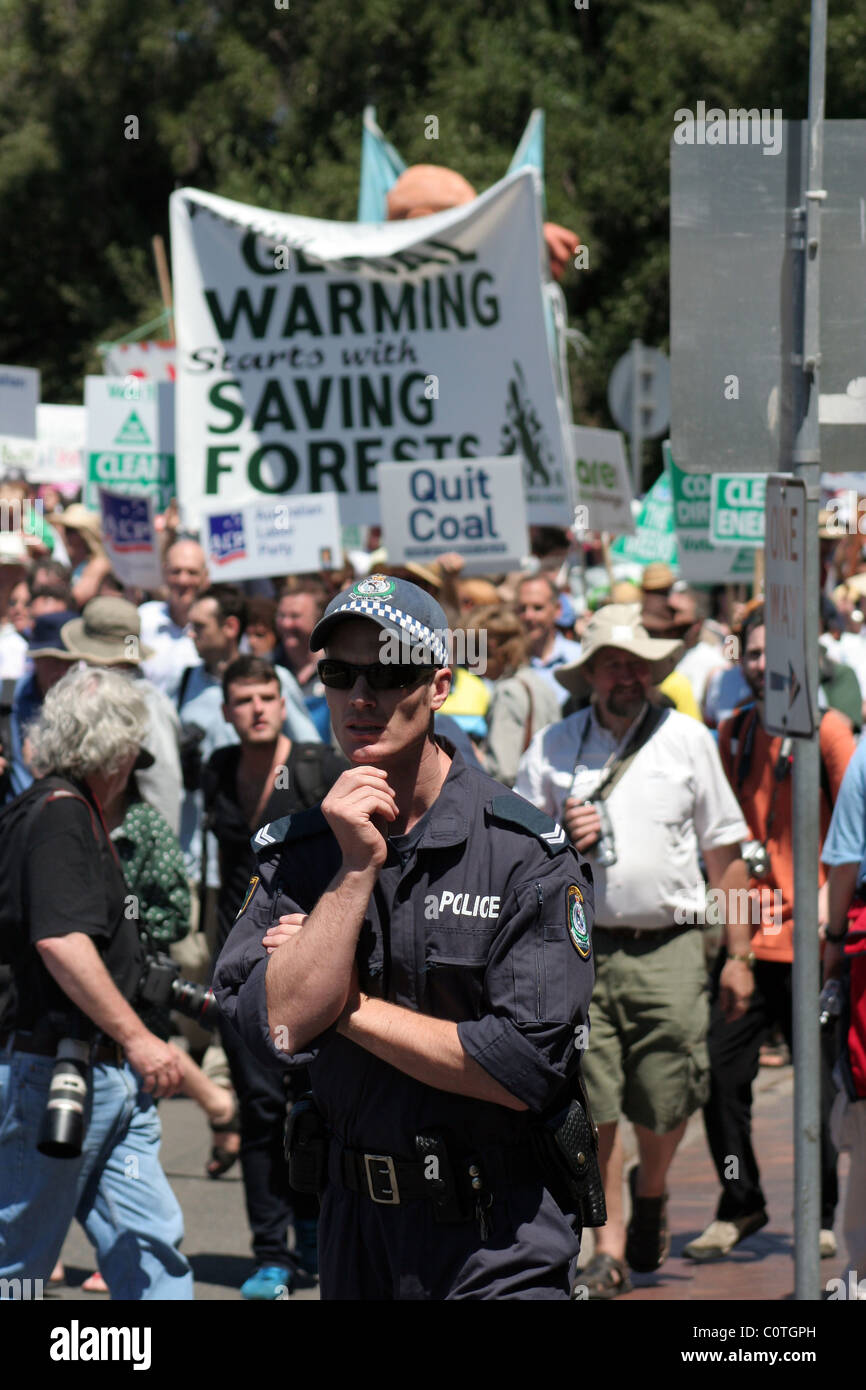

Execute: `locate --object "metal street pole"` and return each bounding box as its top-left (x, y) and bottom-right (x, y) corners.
top-left (630, 338), bottom-right (644, 495)
top-left (791, 0), bottom-right (827, 1303)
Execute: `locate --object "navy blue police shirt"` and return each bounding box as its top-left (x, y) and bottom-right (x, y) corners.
top-left (213, 740), bottom-right (595, 1156)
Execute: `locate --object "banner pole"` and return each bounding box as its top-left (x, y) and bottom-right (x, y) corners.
top-left (152, 235), bottom-right (175, 344)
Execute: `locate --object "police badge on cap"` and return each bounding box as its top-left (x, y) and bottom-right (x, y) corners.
top-left (351, 574), bottom-right (397, 599)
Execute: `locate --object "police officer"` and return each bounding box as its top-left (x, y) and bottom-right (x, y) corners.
top-left (214, 576), bottom-right (596, 1300)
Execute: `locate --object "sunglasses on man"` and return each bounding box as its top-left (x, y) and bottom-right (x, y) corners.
top-left (317, 658), bottom-right (437, 691)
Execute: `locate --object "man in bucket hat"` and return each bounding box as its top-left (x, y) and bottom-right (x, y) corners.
top-left (515, 604), bottom-right (750, 1298)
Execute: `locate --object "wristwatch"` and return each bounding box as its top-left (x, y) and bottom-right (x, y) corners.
top-left (824, 926), bottom-right (849, 943)
top-left (730, 951), bottom-right (756, 968)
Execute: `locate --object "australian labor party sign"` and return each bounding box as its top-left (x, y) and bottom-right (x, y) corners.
top-left (99, 489), bottom-right (162, 590)
top-left (169, 171), bottom-right (572, 528)
top-left (378, 456), bottom-right (529, 575)
top-left (199, 491), bottom-right (342, 582)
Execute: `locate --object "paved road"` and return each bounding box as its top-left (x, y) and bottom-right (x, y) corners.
top-left (47, 1062), bottom-right (849, 1302)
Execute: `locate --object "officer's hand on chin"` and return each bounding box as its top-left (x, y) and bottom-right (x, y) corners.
top-left (126, 1033), bottom-right (186, 1098)
top-left (322, 766), bottom-right (398, 872)
top-left (563, 797), bottom-right (602, 852)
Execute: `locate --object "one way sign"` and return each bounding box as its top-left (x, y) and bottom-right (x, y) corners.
top-left (764, 475), bottom-right (813, 737)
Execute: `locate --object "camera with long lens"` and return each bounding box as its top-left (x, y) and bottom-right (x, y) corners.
top-left (137, 951), bottom-right (218, 1029)
top-left (741, 839), bottom-right (771, 881)
top-left (37, 1037), bottom-right (91, 1159)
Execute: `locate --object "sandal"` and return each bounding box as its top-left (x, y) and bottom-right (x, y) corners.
top-left (577, 1252), bottom-right (633, 1300)
top-left (625, 1165), bottom-right (670, 1273)
top-left (206, 1096), bottom-right (240, 1179)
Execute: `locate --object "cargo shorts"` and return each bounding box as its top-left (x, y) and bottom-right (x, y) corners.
top-left (582, 925), bottom-right (710, 1133)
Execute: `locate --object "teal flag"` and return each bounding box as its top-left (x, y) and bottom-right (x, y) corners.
top-left (358, 106), bottom-right (406, 222)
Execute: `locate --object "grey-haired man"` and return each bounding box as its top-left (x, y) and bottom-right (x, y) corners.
top-left (515, 604), bottom-right (750, 1298)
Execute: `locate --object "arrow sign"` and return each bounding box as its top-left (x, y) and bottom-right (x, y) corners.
top-left (764, 475), bottom-right (813, 737)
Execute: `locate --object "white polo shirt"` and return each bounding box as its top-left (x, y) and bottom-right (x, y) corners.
top-left (514, 704), bottom-right (748, 930)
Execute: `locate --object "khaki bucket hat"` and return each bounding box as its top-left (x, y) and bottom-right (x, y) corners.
top-left (61, 596), bottom-right (155, 665)
top-left (555, 603), bottom-right (683, 696)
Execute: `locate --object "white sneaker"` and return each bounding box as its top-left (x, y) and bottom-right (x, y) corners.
top-left (820, 1229), bottom-right (837, 1259)
top-left (683, 1211), bottom-right (769, 1262)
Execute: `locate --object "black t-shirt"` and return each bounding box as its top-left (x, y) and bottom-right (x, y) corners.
top-left (205, 742), bottom-right (347, 951)
top-left (13, 777), bottom-right (143, 1032)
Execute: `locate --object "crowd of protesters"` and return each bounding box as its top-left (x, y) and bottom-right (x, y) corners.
top-left (1, 465), bottom-right (865, 1300)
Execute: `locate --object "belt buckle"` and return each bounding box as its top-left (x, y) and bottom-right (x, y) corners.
top-left (363, 1153), bottom-right (400, 1204)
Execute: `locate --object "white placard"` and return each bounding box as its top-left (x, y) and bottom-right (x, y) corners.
top-left (85, 377), bottom-right (175, 509)
top-left (0, 365), bottom-right (39, 438)
top-left (99, 489), bottom-right (163, 590)
top-left (764, 474), bottom-right (812, 737)
top-left (170, 171), bottom-right (572, 528)
top-left (200, 492), bottom-right (342, 582)
top-left (572, 426), bottom-right (635, 534)
top-left (378, 456), bottom-right (528, 575)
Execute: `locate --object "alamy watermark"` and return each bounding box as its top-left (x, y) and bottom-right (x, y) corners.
top-left (675, 887), bottom-right (783, 932)
top-left (673, 103), bottom-right (783, 157)
top-left (0, 497), bottom-right (43, 539)
top-left (378, 626), bottom-right (488, 673)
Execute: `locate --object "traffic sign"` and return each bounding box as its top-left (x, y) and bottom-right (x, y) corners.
top-left (671, 120), bottom-right (866, 473)
top-left (764, 474), bottom-right (812, 737)
top-left (709, 473), bottom-right (766, 547)
top-left (607, 342), bottom-right (670, 439)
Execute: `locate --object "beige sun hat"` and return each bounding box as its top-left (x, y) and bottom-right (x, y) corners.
top-left (48, 503), bottom-right (106, 557)
top-left (61, 596), bottom-right (155, 665)
top-left (555, 602), bottom-right (684, 696)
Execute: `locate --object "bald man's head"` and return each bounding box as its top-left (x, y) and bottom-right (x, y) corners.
top-left (164, 540), bottom-right (208, 621)
top-left (386, 165), bottom-right (477, 221)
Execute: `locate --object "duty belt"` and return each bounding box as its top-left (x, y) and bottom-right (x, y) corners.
top-left (335, 1141), bottom-right (537, 1206)
top-left (0, 1031), bottom-right (125, 1066)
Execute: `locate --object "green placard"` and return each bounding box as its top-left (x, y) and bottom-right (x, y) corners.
top-left (85, 452), bottom-right (176, 512)
top-left (610, 467), bottom-right (678, 568)
top-left (666, 443), bottom-right (754, 579)
top-left (710, 473), bottom-right (766, 548)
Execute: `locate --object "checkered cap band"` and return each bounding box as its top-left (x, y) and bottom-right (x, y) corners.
top-left (327, 596), bottom-right (449, 665)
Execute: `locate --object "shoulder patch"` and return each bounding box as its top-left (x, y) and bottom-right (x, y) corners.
top-left (250, 806), bottom-right (328, 856)
top-left (567, 884), bottom-right (591, 959)
top-left (488, 794), bottom-right (569, 856)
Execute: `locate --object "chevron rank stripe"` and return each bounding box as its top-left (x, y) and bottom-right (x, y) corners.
top-left (253, 824), bottom-right (276, 848)
top-left (541, 824), bottom-right (567, 848)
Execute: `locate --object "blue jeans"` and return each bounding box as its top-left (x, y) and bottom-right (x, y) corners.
top-left (0, 1048), bottom-right (193, 1299)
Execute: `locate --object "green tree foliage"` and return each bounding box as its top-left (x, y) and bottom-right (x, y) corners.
top-left (0, 0), bottom-right (863, 440)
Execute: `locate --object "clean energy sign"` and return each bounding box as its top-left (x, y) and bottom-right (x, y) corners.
top-left (709, 474), bottom-right (766, 546)
top-left (170, 172), bottom-right (572, 527)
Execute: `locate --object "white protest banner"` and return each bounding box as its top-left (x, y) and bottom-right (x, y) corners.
top-left (0, 406), bottom-right (85, 488)
top-left (101, 341), bottom-right (177, 381)
top-left (85, 377), bottom-right (176, 510)
top-left (0, 365), bottom-right (39, 437)
top-left (200, 492), bottom-right (342, 583)
top-left (99, 489), bottom-right (163, 590)
top-left (378, 456), bottom-right (528, 574)
top-left (572, 427), bottom-right (635, 534)
top-left (170, 170), bottom-right (573, 529)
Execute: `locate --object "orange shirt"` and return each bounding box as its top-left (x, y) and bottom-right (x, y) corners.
top-left (718, 706), bottom-right (856, 962)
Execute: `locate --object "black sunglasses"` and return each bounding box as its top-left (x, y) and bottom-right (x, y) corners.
top-left (317, 658), bottom-right (437, 691)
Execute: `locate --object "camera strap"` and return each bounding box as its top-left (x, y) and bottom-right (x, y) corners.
top-left (571, 701), bottom-right (666, 804)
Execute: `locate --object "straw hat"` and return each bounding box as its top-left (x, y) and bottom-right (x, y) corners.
top-left (48, 504), bottom-right (105, 556)
top-left (554, 603), bottom-right (683, 696)
top-left (61, 596), bottom-right (155, 665)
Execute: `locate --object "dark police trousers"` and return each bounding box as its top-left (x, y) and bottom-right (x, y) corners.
top-left (218, 1017), bottom-right (318, 1267)
top-left (318, 1143), bottom-right (580, 1300)
top-left (703, 951), bottom-right (838, 1226)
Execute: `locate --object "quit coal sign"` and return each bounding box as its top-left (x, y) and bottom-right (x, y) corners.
top-left (378, 456), bottom-right (528, 575)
